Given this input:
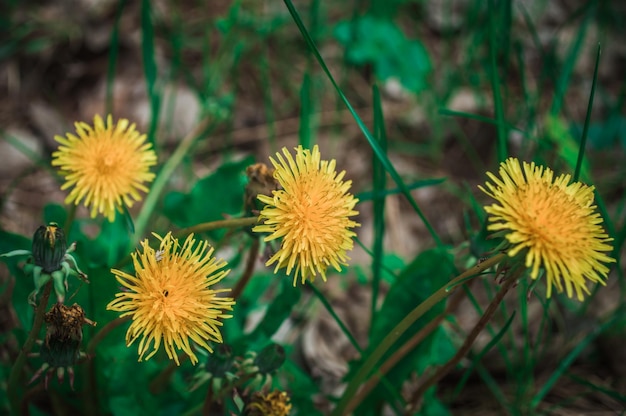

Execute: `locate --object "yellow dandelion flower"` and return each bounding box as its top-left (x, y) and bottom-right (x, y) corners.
top-left (479, 157), bottom-right (615, 300)
top-left (52, 114), bottom-right (157, 222)
top-left (107, 232), bottom-right (235, 365)
top-left (253, 145), bottom-right (360, 285)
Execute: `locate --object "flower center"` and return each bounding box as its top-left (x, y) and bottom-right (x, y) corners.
top-left (514, 183), bottom-right (580, 251)
top-left (95, 150), bottom-right (121, 176)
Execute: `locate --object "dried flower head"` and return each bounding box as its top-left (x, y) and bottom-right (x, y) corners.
top-left (479, 158), bottom-right (615, 300)
top-left (30, 303), bottom-right (96, 389)
top-left (245, 162), bottom-right (279, 213)
top-left (253, 145), bottom-right (359, 285)
top-left (247, 390), bottom-right (292, 416)
top-left (52, 114), bottom-right (157, 222)
top-left (107, 232), bottom-right (235, 365)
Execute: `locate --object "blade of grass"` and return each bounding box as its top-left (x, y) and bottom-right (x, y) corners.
top-left (530, 311), bottom-right (620, 409)
top-left (133, 119), bottom-right (215, 241)
top-left (356, 178), bottom-right (446, 202)
top-left (105, 0), bottom-right (127, 115)
top-left (299, 72), bottom-right (313, 149)
top-left (476, 362), bottom-right (515, 414)
top-left (300, 0), bottom-right (320, 152)
top-left (370, 84), bottom-right (387, 332)
top-left (452, 310), bottom-right (516, 398)
top-left (516, 278), bottom-right (534, 410)
top-left (501, 0), bottom-right (513, 74)
top-left (488, 0), bottom-right (508, 162)
top-left (333, 253), bottom-right (507, 416)
top-left (574, 44), bottom-right (601, 182)
top-left (141, 0), bottom-right (161, 147)
top-left (308, 284), bottom-right (405, 415)
top-left (438, 108), bottom-right (525, 135)
top-left (1, 131), bottom-right (49, 169)
top-left (283, 0), bottom-right (443, 248)
top-left (309, 283), bottom-right (362, 354)
top-left (513, 40), bottom-right (537, 157)
top-left (567, 373), bottom-right (626, 403)
top-left (355, 237), bottom-right (399, 283)
top-left (549, 5), bottom-right (592, 116)
top-left (261, 45), bottom-right (277, 153)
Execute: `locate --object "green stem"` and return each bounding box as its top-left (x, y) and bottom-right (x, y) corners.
top-left (174, 217), bottom-right (258, 238)
top-left (134, 117), bottom-right (213, 243)
top-left (149, 353), bottom-right (188, 394)
top-left (344, 280), bottom-right (470, 414)
top-left (231, 238), bottom-right (260, 300)
top-left (114, 217), bottom-right (258, 270)
top-left (64, 204), bottom-right (77, 236)
top-left (406, 273), bottom-right (518, 413)
top-left (574, 44), bottom-right (600, 182)
top-left (8, 281), bottom-right (52, 414)
top-left (488, 0), bottom-right (508, 162)
top-left (332, 253), bottom-right (507, 416)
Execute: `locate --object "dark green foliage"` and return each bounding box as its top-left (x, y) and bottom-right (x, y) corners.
top-left (163, 157), bottom-right (253, 239)
top-left (335, 15), bottom-right (432, 93)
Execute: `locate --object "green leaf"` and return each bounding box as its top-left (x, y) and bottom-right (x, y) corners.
top-left (371, 83), bottom-right (387, 332)
top-left (251, 275), bottom-right (301, 339)
top-left (101, 340), bottom-right (189, 415)
top-left (163, 157), bottom-right (253, 240)
top-left (282, 359), bottom-right (323, 416)
top-left (334, 15), bottom-right (431, 93)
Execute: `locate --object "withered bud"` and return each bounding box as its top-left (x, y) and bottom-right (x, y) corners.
top-left (30, 304), bottom-right (96, 389)
top-left (244, 163), bottom-right (279, 213)
top-left (246, 390), bottom-right (292, 416)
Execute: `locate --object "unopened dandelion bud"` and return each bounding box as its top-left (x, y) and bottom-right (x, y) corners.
top-left (244, 163), bottom-right (279, 214)
top-left (253, 343), bottom-right (285, 374)
top-left (32, 223), bottom-right (66, 273)
top-left (204, 344), bottom-right (235, 378)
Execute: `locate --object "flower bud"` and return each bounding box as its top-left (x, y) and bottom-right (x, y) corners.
top-left (204, 344), bottom-right (235, 378)
top-left (244, 163), bottom-right (279, 214)
top-left (253, 343), bottom-right (285, 374)
top-left (32, 223), bottom-right (66, 273)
